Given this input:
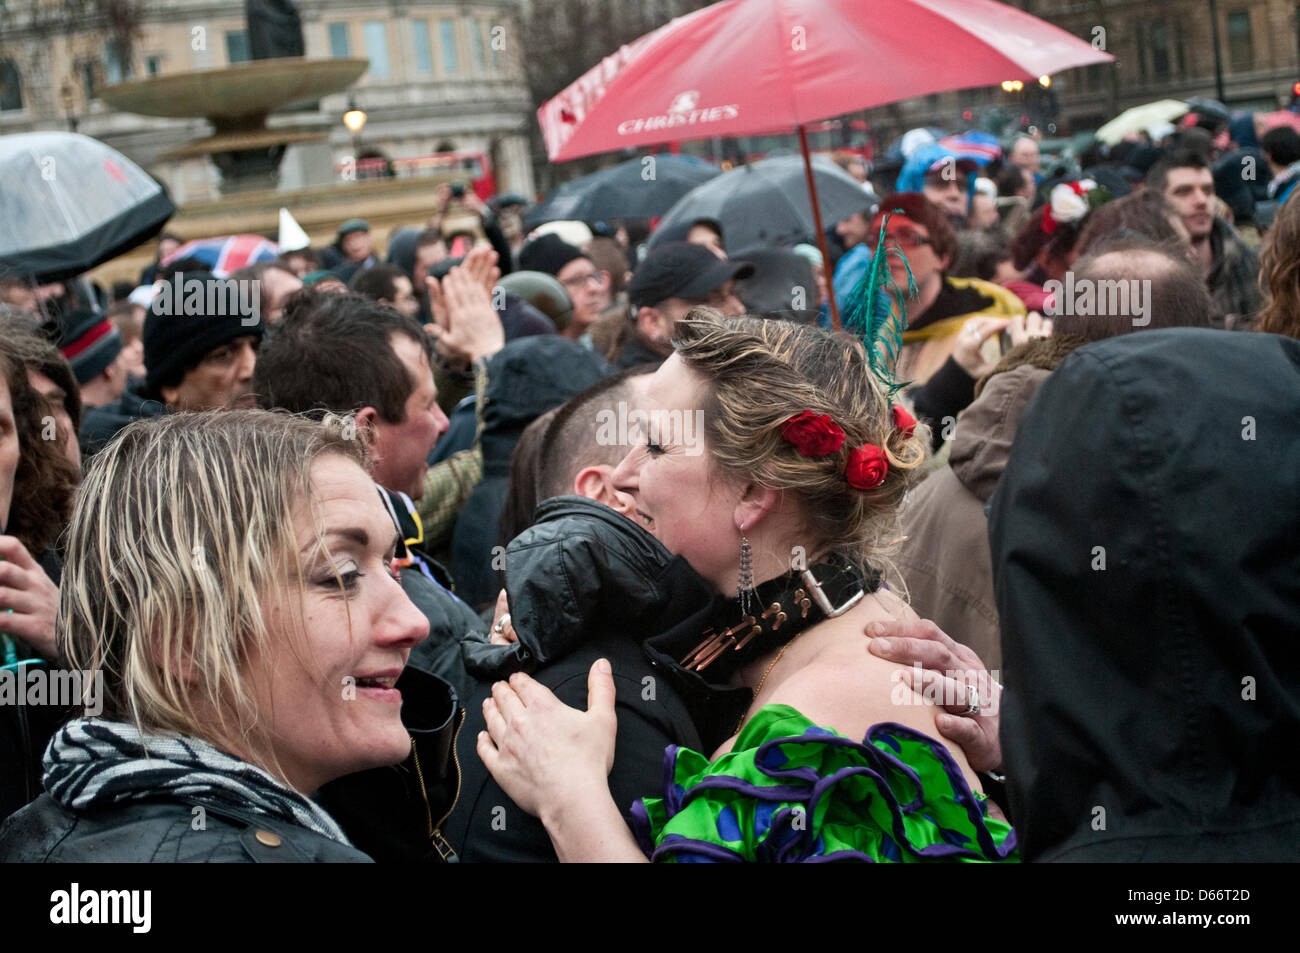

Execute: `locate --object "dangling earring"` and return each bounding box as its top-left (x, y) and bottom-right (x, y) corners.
top-left (737, 535), bottom-right (754, 617)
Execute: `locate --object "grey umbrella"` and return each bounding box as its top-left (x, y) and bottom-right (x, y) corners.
top-left (650, 155), bottom-right (877, 253)
top-left (0, 131), bottom-right (174, 282)
top-left (526, 153), bottom-right (721, 227)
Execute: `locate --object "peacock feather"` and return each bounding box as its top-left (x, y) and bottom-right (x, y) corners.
top-left (841, 211), bottom-right (916, 397)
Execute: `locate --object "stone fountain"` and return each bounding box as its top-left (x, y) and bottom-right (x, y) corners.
top-left (97, 0), bottom-right (366, 194)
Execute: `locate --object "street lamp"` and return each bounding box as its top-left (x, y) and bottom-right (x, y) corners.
top-left (343, 100), bottom-right (367, 173)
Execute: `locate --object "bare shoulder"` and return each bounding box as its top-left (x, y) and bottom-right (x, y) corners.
top-left (759, 593), bottom-right (980, 789)
top-left (764, 593), bottom-right (925, 734)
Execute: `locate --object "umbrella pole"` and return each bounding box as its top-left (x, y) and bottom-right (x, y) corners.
top-left (798, 124), bottom-right (841, 331)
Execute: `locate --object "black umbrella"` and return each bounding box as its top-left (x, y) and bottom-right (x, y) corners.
top-left (0, 131), bottom-right (175, 282)
top-left (1185, 97), bottom-right (1231, 126)
top-left (651, 155), bottom-right (878, 253)
top-left (526, 154), bottom-right (720, 226)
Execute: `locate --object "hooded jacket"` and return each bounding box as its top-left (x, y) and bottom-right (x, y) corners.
top-left (449, 337), bottom-right (612, 608)
top-left (989, 328), bottom-right (1300, 861)
top-left (79, 381), bottom-right (168, 457)
top-left (447, 496), bottom-right (741, 862)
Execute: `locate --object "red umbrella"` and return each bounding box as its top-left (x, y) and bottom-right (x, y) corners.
top-left (539, 0), bottom-right (1112, 327)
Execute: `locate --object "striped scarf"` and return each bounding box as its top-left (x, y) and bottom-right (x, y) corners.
top-left (44, 718), bottom-right (351, 846)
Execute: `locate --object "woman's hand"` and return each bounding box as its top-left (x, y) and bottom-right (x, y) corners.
top-left (477, 659), bottom-right (618, 820)
top-left (0, 536), bottom-right (59, 661)
top-left (865, 617), bottom-right (1002, 774)
top-left (951, 317), bottom-right (1010, 378)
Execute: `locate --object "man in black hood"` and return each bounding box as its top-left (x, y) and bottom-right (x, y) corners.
top-left (988, 327), bottom-right (1300, 861)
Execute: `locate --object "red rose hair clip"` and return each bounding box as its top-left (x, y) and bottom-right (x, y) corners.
top-left (780, 409), bottom-right (898, 490)
top-left (779, 411), bottom-right (844, 456)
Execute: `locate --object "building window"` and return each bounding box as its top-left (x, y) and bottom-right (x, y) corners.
top-left (79, 59), bottom-right (98, 100)
top-left (439, 19), bottom-right (459, 74)
top-left (225, 30), bottom-right (251, 65)
top-left (1175, 22), bottom-right (1187, 77)
top-left (1149, 20), bottom-right (1170, 78)
top-left (363, 22), bottom-right (389, 78)
top-left (1136, 23), bottom-right (1148, 81)
top-left (0, 59), bottom-right (22, 111)
top-left (489, 23), bottom-right (502, 72)
top-left (470, 20), bottom-right (486, 73)
top-left (1087, 63), bottom-right (1103, 91)
top-left (102, 37), bottom-right (133, 84)
top-left (413, 20), bottom-right (433, 74)
top-left (329, 22), bottom-right (351, 58)
top-left (1227, 10), bottom-right (1253, 71)
top-left (146, 55), bottom-right (163, 76)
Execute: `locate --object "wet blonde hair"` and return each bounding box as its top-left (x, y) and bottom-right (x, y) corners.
top-left (61, 409), bottom-right (368, 761)
top-left (672, 311), bottom-right (927, 575)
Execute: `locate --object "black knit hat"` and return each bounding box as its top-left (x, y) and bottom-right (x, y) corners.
top-left (143, 271), bottom-right (265, 394)
top-left (58, 309), bottom-right (124, 385)
top-left (517, 233), bottom-right (588, 277)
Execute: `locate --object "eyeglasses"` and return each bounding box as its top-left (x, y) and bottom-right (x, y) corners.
top-left (560, 270), bottom-right (604, 290)
top-left (889, 230), bottom-right (933, 250)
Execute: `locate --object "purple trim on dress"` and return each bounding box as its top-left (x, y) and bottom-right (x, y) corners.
top-left (629, 798), bottom-right (655, 859)
top-left (662, 744), bottom-right (682, 814)
top-left (633, 707), bottom-right (1017, 862)
top-left (652, 836), bottom-right (746, 863)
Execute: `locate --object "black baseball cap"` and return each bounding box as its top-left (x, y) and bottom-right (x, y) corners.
top-left (627, 242), bottom-right (754, 309)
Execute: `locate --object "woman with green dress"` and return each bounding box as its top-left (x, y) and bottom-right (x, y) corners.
top-left (476, 312), bottom-right (1017, 863)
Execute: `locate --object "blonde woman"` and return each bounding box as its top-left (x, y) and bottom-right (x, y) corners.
top-left (477, 314), bottom-right (1017, 863)
top-left (0, 410), bottom-right (428, 861)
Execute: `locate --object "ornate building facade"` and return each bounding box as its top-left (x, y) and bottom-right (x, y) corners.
top-left (0, 0), bottom-right (536, 204)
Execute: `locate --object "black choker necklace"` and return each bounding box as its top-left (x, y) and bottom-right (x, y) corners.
top-left (677, 555), bottom-right (875, 683)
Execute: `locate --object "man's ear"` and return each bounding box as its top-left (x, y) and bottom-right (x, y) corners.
top-left (159, 383), bottom-right (179, 409)
top-left (636, 306), bottom-right (668, 343)
top-left (353, 406), bottom-right (381, 452)
top-left (573, 464), bottom-right (635, 517)
top-left (733, 482), bottom-right (779, 533)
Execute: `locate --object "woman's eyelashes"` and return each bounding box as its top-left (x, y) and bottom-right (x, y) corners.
top-left (315, 556), bottom-right (362, 592)
top-left (645, 439), bottom-right (667, 456)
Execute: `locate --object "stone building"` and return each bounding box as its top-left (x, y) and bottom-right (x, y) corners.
top-left (0, 0), bottom-right (536, 204)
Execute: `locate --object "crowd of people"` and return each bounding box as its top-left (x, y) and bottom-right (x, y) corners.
top-left (0, 112), bottom-right (1297, 864)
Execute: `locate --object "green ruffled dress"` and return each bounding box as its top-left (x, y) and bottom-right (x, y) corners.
top-left (630, 704), bottom-right (1018, 863)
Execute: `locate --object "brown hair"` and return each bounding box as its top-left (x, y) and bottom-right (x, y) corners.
top-left (0, 338), bottom-right (80, 553)
top-left (1074, 191), bottom-right (1186, 258)
top-left (1051, 240), bottom-right (1213, 341)
top-left (254, 289), bottom-right (433, 424)
top-left (874, 192), bottom-right (957, 263)
top-left (672, 311), bottom-right (926, 574)
top-left (583, 237), bottom-right (631, 297)
top-left (1255, 193), bottom-right (1300, 338)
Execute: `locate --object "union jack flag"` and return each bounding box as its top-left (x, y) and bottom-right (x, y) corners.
top-left (160, 234), bottom-right (280, 277)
